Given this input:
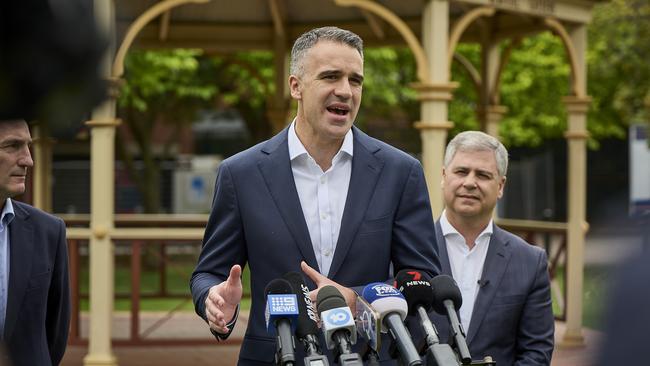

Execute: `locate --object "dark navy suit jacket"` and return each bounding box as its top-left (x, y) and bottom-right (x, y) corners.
top-left (3, 200), bottom-right (70, 366)
top-left (597, 248), bottom-right (650, 366)
top-left (191, 126), bottom-right (440, 365)
top-left (429, 221), bottom-right (554, 366)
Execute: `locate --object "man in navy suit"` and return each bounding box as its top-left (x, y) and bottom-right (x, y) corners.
top-left (430, 131), bottom-right (554, 365)
top-left (0, 119), bottom-right (70, 366)
top-left (190, 26), bottom-right (440, 364)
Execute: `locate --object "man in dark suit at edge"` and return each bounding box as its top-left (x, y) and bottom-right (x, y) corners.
top-left (430, 131), bottom-right (554, 365)
top-left (190, 26), bottom-right (441, 364)
top-left (0, 119), bottom-right (70, 366)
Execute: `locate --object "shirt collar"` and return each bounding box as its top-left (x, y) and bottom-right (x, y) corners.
top-left (1, 198), bottom-right (15, 229)
top-left (440, 209), bottom-right (493, 239)
top-left (288, 119), bottom-right (354, 161)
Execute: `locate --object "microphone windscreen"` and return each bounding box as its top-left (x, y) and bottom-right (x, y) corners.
top-left (283, 271), bottom-right (319, 338)
top-left (430, 275), bottom-right (463, 314)
top-left (394, 269), bottom-right (435, 314)
top-left (316, 285), bottom-right (347, 314)
top-left (361, 282), bottom-right (408, 321)
top-left (265, 278), bottom-right (294, 296)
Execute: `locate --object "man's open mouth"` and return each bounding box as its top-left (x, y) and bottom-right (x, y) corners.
top-left (327, 106), bottom-right (349, 116)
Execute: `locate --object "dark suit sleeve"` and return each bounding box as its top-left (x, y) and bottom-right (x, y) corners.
top-left (390, 160), bottom-right (441, 279)
top-left (514, 249), bottom-right (554, 366)
top-left (46, 217), bottom-right (70, 366)
top-left (190, 162), bottom-right (247, 339)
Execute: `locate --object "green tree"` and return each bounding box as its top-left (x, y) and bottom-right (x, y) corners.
top-left (118, 49), bottom-right (275, 212)
top-left (118, 49), bottom-right (217, 212)
top-left (588, 0), bottom-right (650, 141)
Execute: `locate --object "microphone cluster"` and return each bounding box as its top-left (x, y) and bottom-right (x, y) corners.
top-left (263, 270), bottom-right (479, 366)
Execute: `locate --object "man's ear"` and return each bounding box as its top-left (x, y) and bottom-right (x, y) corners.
top-left (497, 175), bottom-right (506, 199)
top-left (441, 168), bottom-right (446, 188)
top-left (289, 75), bottom-right (301, 100)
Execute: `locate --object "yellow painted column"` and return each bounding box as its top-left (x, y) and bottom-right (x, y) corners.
top-left (561, 95), bottom-right (591, 348)
top-left (560, 23), bottom-right (590, 348)
top-left (31, 124), bottom-right (54, 212)
top-left (484, 105), bottom-right (507, 138)
top-left (415, 0), bottom-right (457, 217)
top-left (267, 15), bottom-right (290, 134)
top-left (84, 0), bottom-right (119, 365)
top-left (478, 40), bottom-right (508, 139)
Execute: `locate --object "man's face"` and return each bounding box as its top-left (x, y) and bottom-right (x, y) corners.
top-left (289, 40), bottom-right (363, 141)
top-left (0, 121), bottom-right (34, 201)
top-left (442, 149), bottom-right (505, 222)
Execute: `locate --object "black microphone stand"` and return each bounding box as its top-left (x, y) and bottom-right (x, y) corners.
top-left (301, 335), bottom-right (330, 366)
top-left (332, 332), bottom-right (363, 366)
top-left (414, 307), bottom-right (459, 366)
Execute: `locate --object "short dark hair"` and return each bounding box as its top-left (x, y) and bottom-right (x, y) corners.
top-left (290, 26), bottom-right (363, 77)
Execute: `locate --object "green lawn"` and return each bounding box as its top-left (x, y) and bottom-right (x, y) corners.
top-left (77, 252), bottom-right (613, 330)
top-left (77, 252), bottom-right (251, 312)
top-left (551, 265), bottom-right (613, 330)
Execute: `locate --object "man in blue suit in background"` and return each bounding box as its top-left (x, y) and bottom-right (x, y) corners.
top-left (191, 26), bottom-right (440, 364)
top-left (0, 119), bottom-right (70, 366)
top-left (430, 131), bottom-right (554, 365)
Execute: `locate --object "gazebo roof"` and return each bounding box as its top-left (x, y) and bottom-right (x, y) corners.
top-left (115, 0), bottom-right (601, 52)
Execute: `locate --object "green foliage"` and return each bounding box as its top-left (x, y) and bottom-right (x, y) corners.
top-left (361, 47), bottom-right (418, 117)
top-left (588, 0), bottom-right (650, 140)
top-left (119, 49), bottom-right (217, 114)
top-left (450, 43), bottom-right (481, 134)
top-left (497, 33), bottom-right (571, 147)
top-left (116, 49), bottom-right (276, 212)
top-left (116, 0), bottom-right (650, 163)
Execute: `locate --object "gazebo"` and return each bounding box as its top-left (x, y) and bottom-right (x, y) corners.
top-left (42, 0), bottom-right (598, 364)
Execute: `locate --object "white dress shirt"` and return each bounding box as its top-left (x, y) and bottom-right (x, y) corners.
top-left (440, 210), bottom-right (492, 332)
top-left (0, 198), bottom-right (15, 336)
top-left (288, 120), bottom-right (353, 277)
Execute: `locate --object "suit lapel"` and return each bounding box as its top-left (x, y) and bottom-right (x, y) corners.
top-left (466, 224), bottom-right (511, 344)
top-left (257, 129), bottom-right (319, 271)
top-left (4, 203), bottom-right (34, 340)
top-left (328, 128), bottom-right (383, 279)
top-left (434, 221), bottom-right (453, 276)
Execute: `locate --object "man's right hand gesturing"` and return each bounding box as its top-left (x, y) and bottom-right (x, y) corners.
top-left (205, 264), bottom-right (243, 334)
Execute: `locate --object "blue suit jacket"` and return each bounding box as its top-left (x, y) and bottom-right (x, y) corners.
top-left (429, 221), bottom-right (554, 366)
top-left (597, 249), bottom-right (650, 365)
top-left (191, 127), bottom-right (440, 364)
top-left (3, 200), bottom-right (70, 366)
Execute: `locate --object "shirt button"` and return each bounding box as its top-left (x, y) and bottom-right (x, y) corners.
top-left (320, 177), bottom-right (326, 184)
top-left (324, 250), bottom-right (332, 256)
top-left (321, 213), bottom-right (328, 220)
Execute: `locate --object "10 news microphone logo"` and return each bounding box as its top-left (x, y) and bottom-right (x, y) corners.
top-left (324, 308), bottom-right (351, 326)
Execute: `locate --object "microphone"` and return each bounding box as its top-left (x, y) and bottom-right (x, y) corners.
top-left (361, 282), bottom-right (423, 366)
top-left (265, 279), bottom-right (299, 366)
top-left (430, 275), bottom-right (472, 365)
top-left (283, 272), bottom-right (330, 366)
top-left (316, 286), bottom-right (363, 366)
top-left (395, 270), bottom-right (459, 366)
top-left (355, 295), bottom-right (382, 366)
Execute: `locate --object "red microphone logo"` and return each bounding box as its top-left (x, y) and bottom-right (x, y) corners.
top-left (407, 271), bottom-right (421, 281)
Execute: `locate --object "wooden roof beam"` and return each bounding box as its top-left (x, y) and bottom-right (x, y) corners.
top-left (268, 0), bottom-right (287, 37)
top-left (360, 9), bottom-right (385, 40)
